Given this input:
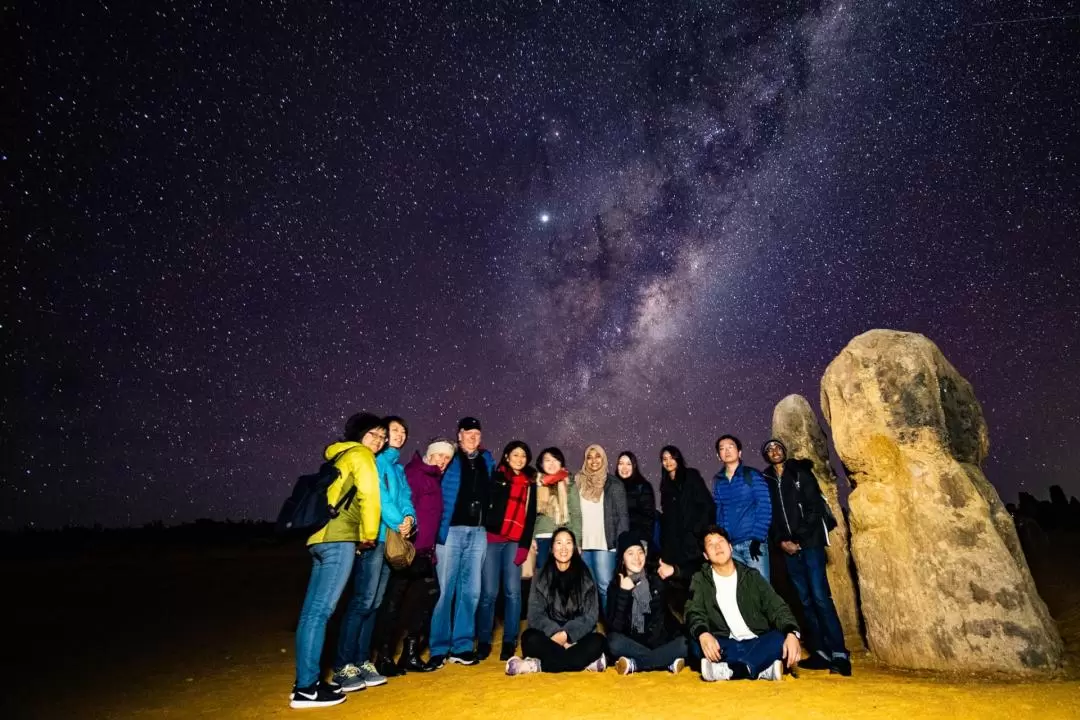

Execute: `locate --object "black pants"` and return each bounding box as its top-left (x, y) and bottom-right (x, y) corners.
top-left (520, 628), bottom-right (605, 673)
top-left (607, 632), bottom-right (688, 670)
top-left (373, 554), bottom-right (439, 650)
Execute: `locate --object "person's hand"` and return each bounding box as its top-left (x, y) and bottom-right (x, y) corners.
top-left (551, 631), bottom-right (569, 647)
top-left (531, 539), bottom-right (538, 553)
top-left (356, 540), bottom-right (376, 553)
top-left (699, 632), bottom-right (722, 662)
top-left (399, 516), bottom-right (414, 535)
top-left (619, 573), bottom-right (634, 590)
top-left (657, 560), bottom-right (675, 579)
top-left (782, 632), bottom-right (802, 669)
top-left (513, 547), bottom-right (529, 566)
top-left (780, 540), bottom-right (800, 556)
top-left (749, 539), bottom-right (763, 561)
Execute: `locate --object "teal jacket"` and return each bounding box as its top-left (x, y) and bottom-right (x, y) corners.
top-left (376, 447), bottom-right (416, 543)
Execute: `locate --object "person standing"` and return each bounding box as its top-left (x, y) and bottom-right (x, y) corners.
top-left (656, 445), bottom-right (715, 613)
top-left (426, 416), bottom-right (495, 669)
top-left (711, 435), bottom-right (773, 582)
top-left (290, 413), bottom-right (382, 709)
top-left (762, 438), bottom-right (851, 676)
top-left (615, 451), bottom-right (657, 548)
top-left (477, 441), bottom-right (538, 661)
top-left (532, 447), bottom-right (571, 574)
top-left (568, 444), bottom-right (629, 613)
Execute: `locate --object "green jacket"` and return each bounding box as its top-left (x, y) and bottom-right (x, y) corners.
top-left (685, 561), bottom-right (799, 642)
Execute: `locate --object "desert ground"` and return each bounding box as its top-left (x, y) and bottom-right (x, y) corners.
top-left (6, 527), bottom-right (1079, 720)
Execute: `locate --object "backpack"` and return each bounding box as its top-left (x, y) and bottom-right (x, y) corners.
top-left (276, 448), bottom-right (358, 534)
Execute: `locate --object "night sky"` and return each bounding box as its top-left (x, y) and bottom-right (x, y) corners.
top-left (5, 1), bottom-right (1079, 530)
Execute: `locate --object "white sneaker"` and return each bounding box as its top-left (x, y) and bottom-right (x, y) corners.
top-left (505, 656), bottom-right (541, 675)
top-left (757, 659), bottom-right (783, 681)
top-left (701, 658), bottom-right (734, 682)
top-left (585, 654), bottom-right (607, 672)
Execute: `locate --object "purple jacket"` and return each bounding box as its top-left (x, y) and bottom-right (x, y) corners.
top-left (405, 452), bottom-right (445, 555)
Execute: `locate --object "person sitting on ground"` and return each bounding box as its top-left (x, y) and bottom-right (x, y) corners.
top-left (506, 527), bottom-right (606, 675)
top-left (686, 525), bottom-right (801, 682)
top-left (606, 529), bottom-right (689, 675)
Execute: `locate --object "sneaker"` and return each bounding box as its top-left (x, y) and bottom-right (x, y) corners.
top-left (615, 656), bottom-right (636, 675)
top-left (757, 659), bottom-right (783, 681)
top-left (499, 642), bottom-right (516, 662)
top-left (357, 661), bottom-right (387, 687)
top-left (830, 655), bottom-right (853, 676)
top-left (669, 657), bottom-right (686, 674)
top-left (585, 654), bottom-right (607, 672)
top-left (505, 656), bottom-right (541, 676)
top-left (798, 653), bottom-right (831, 671)
top-left (424, 654), bottom-right (446, 671)
top-left (448, 650), bottom-right (479, 666)
top-left (289, 682), bottom-right (347, 709)
top-left (477, 642), bottom-right (492, 661)
top-left (330, 664), bottom-right (367, 693)
top-left (700, 658), bottom-right (734, 682)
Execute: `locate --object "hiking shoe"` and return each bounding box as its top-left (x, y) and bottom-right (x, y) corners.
top-left (330, 664), bottom-right (366, 693)
top-left (757, 659), bottom-right (783, 681)
top-left (830, 656), bottom-right (853, 676)
top-left (448, 650), bottom-right (479, 665)
top-left (505, 656), bottom-right (541, 676)
top-left (477, 642), bottom-right (493, 661)
top-left (357, 661), bottom-right (387, 687)
top-left (585, 654), bottom-right (607, 672)
top-left (700, 658), bottom-right (734, 682)
top-left (798, 653), bottom-right (831, 670)
top-left (499, 642), bottom-right (517, 662)
top-left (425, 654), bottom-right (446, 671)
top-left (615, 656), bottom-right (636, 675)
top-left (669, 657), bottom-right (686, 674)
top-left (290, 682), bottom-right (347, 709)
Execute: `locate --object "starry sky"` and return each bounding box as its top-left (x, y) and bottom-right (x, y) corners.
top-left (5, 1), bottom-right (1079, 529)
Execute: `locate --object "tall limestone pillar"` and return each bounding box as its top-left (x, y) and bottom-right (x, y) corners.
top-left (772, 394), bottom-right (863, 649)
top-left (820, 329), bottom-right (1062, 674)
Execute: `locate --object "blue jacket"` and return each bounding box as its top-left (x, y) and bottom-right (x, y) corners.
top-left (437, 448), bottom-right (496, 544)
top-left (711, 463), bottom-right (772, 545)
top-left (376, 447), bottom-right (417, 543)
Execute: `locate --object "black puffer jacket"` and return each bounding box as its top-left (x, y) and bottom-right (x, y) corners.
top-left (659, 468), bottom-right (715, 578)
top-left (621, 477), bottom-right (656, 545)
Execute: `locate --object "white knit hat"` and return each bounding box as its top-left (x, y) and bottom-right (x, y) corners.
top-left (425, 438), bottom-right (455, 461)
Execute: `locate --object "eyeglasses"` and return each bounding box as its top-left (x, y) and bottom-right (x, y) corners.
top-left (366, 431), bottom-right (388, 442)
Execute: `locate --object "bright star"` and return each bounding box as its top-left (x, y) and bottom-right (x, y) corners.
top-left (539, 213), bottom-right (550, 223)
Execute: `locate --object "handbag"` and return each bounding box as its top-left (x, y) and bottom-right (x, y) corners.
top-left (384, 528), bottom-right (416, 570)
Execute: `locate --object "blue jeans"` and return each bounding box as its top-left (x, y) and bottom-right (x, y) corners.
top-left (295, 542), bottom-right (355, 687)
top-left (335, 541), bottom-right (390, 668)
top-left (430, 525), bottom-right (487, 655)
top-left (785, 545), bottom-right (848, 658)
top-left (534, 536), bottom-right (552, 575)
top-left (477, 540), bottom-right (523, 645)
top-left (694, 630), bottom-right (785, 677)
top-left (581, 549), bottom-right (616, 613)
top-left (731, 540), bottom-right (770, 582)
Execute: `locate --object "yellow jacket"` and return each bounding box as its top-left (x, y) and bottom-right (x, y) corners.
top-left (306, 441), bottom-right (381, 545)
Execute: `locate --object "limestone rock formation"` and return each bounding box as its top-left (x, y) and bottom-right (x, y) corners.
top-left (820, 329), bottom-right (1062, 674)
top-left (771, 394), bottom-right (862, 649)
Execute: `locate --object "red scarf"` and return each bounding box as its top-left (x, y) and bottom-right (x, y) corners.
top-left (498, 464), bottom-right (532, 541)
top-left (539, 467), bottom-right (569, 486)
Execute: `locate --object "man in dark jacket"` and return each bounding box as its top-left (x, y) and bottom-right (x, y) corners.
top-left (762, 439), bottom-right (851, 676)
top-left (686, 525), bottom-right (801, 681)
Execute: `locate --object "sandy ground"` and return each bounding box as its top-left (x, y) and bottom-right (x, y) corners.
top-left (6, 538), bottom-right (1080, 720)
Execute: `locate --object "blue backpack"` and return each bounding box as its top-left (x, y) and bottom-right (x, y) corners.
top-left (275, 448), bottom-right (358, 534)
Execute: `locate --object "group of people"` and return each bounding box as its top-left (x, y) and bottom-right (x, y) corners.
top-left (289, 413), bottom-right (851, 709)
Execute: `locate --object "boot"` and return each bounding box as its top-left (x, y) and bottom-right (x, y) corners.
top-left (399, 635), bottom-right (430, 673)
top-left (375, 644), bottom-right (404, 677)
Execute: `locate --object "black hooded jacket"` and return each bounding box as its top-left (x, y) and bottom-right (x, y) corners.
top-left (763, 459), bottom-right (829, 550)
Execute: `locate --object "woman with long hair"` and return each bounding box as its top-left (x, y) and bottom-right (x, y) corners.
top-left (614, 451), bottom-right (656, 549)
top-left (606, 530), bottom-right (689, 674)
top-left (568, 444), bottom-right (629, 612)
top-left (506, 527), bottom-right (606, 675)
top-left (532, 447), bottom-right (571, 574)
top-left (477, 440), bottom-right (538, 661)
top-left (657, 445), bottom-right (715, 613)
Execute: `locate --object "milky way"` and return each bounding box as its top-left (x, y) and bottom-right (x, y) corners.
top-left (5, 1), bottom-right (1079, 528)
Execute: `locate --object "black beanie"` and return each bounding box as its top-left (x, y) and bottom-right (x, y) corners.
top-left (760, 438), bottom-right (788, 463)
top-left (615, 529), bottom-right (647, 560)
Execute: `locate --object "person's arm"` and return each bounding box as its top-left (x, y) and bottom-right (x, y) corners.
top-left (684, 572), bottom-right (712, 641)
top-left (642, 480), bottom-right (657, 526)
top-left (526, 573), bottom-right (561, 637)
top-left (379, 460), bottom-right (408, 532)
top-left (565, 578), bottom-right (600, 642)
top-left (345, 449), bottom-right (382, 543)
top-left (519, 479), bottom-right (538, 551)
top-left (567, 479), bottom-right (582, 541)
top-left (750, 470), bottom-right (773, 542)
top-left (606, 582), bottom-right (634, 635)
top-left (795, 466), bottom-right (824, 543)
top-left (612, 478), bottom-right (629, 541)
top-left (692, 471), bottom-right (716, 534)
top-left (712, 475), bottom-right (724, 526)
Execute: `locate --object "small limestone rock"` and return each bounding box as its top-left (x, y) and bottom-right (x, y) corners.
top-left (820, 329), bottom-right (1062, 674)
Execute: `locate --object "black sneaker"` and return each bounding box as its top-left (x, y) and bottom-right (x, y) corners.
top-left (798, 653), bottom-right (832, 671)
top-left (499, 642), bottom-right (516, 662)
top-left (477, 642), bottom-right (492, 661)
top-left (290, 682), bottom-right (347, 709)
top-left (424, 654), bottom-right (446, 671)
top-left (830, 656), bottom-right (853, 676)
top-left (448, 650), bottom-right (479, 666)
